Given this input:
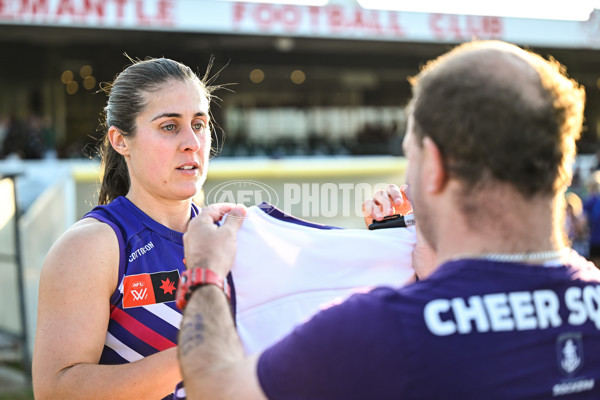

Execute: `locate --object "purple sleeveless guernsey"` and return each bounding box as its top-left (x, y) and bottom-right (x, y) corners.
top-left (84, 196), bottom-right (199, 400)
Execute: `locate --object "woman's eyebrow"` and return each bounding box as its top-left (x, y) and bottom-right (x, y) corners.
top-left (151, 112), bottom-right (181, 122)
top-left (151, 112), bottom-right (207, 122)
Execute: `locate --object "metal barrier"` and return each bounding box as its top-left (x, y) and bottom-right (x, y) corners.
top-left (0, 173), bottom-right (29, 378)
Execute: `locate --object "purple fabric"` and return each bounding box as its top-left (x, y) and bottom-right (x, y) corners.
top-left (83, 197), bottom-right (203, 400)
top-left (257, 202), bottom-right (342, 230)
top-left (258, 254), bottom-right (600, 399)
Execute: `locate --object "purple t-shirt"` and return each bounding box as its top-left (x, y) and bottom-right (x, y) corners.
top-left (257, 252), bottom-right (600, 399)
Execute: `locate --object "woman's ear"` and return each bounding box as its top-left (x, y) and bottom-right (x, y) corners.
top-left (108, 126), bottom-right (129, 156)
top-left (422, 136), bottom-right (447, 194)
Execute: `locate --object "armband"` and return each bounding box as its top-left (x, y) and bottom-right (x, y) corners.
top-left (176, 267), bottom-right (230, 310)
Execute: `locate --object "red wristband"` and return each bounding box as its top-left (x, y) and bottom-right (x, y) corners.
top-left (176, 268), bottom-right (230, 310)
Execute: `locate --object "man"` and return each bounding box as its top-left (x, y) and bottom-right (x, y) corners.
top-left (177, 41), bottom-right (600, 399)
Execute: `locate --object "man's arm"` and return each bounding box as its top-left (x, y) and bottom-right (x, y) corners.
top-left (179, 286), bottom-right (265, 400)
top-left (178, 204), bottom-right (267, 400)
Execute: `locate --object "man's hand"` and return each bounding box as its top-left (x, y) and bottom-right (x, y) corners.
top-left (362, 184), bottom-right (412, 228)
top-left (362, 185), bottom-right (437, 278)
top-left (183, 203), bottom-right (247, 277)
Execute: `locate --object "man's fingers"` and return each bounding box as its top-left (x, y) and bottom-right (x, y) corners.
top-left (223, 206), bottom-right (247, 232)
top-left (362, 199), bottom-right (378, 225)
top-left (396, 185), bottom-right (413, 215)
top-left (400, 184), bottom-right (410, 199)
top-left (386, 184), bottom-right (403, 206)
top-left (373, 190), bottom-right (393, 216)
top-left (363, 198), bottom-right (385, 220)
top-left (199, 203), bottom-right (239, 223)
top-left (183, 204), bottom-right (246, 275)
top-left (363, 184), bottom-right (410, 227)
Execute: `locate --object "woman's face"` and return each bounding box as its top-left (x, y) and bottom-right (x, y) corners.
top-left (125, 79), bottom-right (211, 202)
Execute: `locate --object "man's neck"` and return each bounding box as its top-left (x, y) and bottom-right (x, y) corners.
top-left (433, 186), bottom-right (566, 267)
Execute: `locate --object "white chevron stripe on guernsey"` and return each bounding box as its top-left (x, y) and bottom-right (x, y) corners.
top-left (105, 332), bottom-right (144, 363)
top-left (144, 302), bottom-right (183, 328)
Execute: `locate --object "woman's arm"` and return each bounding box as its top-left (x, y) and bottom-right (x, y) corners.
top-left (32, 219), bottom-right (181, 400)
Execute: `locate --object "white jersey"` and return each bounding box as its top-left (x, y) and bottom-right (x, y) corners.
top-left (232, 203), bottom-right (416, 354)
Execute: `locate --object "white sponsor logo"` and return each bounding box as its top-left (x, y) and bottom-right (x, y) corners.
top-left (552, 379), bottom-right (595, 396)
top-left (131, 288), bottom-right (148, 301)
top-left (129, 241), bottom-right (155, 262)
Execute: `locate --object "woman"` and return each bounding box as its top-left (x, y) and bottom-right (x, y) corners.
top-left (33, 57), bottom-right (215, 399)
top-left (584, 170), bottom-right (600, 267)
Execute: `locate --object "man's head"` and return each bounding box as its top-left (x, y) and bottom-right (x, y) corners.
top-left (403, 41), bottom-right (585, 251)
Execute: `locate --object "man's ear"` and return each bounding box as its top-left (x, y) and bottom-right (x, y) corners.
top-left (422, 136), bottom-right (447, 194)
top-left (108, 126), bottom-right (129, 156)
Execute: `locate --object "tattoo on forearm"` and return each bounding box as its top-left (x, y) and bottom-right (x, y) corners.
top-left (179, 313), bottom-right (205, 356)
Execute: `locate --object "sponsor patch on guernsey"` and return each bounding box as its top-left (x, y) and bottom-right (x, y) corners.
top-left (123, 270), bottom-right (180, 308)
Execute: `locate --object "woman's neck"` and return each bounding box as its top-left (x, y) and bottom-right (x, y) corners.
top-left (126, 193), bottom-right (194, 232)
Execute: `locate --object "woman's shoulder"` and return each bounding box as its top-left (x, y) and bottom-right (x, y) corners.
top-left (43, 218), bottom-right (120, 280)
top-left (38, 217), bottom-right (120, 322)
top-left (67, 217), bottom-right (119, 243)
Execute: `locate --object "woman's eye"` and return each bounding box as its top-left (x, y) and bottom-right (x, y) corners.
top-left (163, 124), bottom-right (176, 132)
top-left (193, 122), bottom-right (207, 131)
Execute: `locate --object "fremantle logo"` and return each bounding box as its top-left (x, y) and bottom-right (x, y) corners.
top-left (557, 333), bottom-right (583, 376)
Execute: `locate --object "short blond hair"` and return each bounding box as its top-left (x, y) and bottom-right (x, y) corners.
top-left (409, 40), bottom-right (585, 198)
